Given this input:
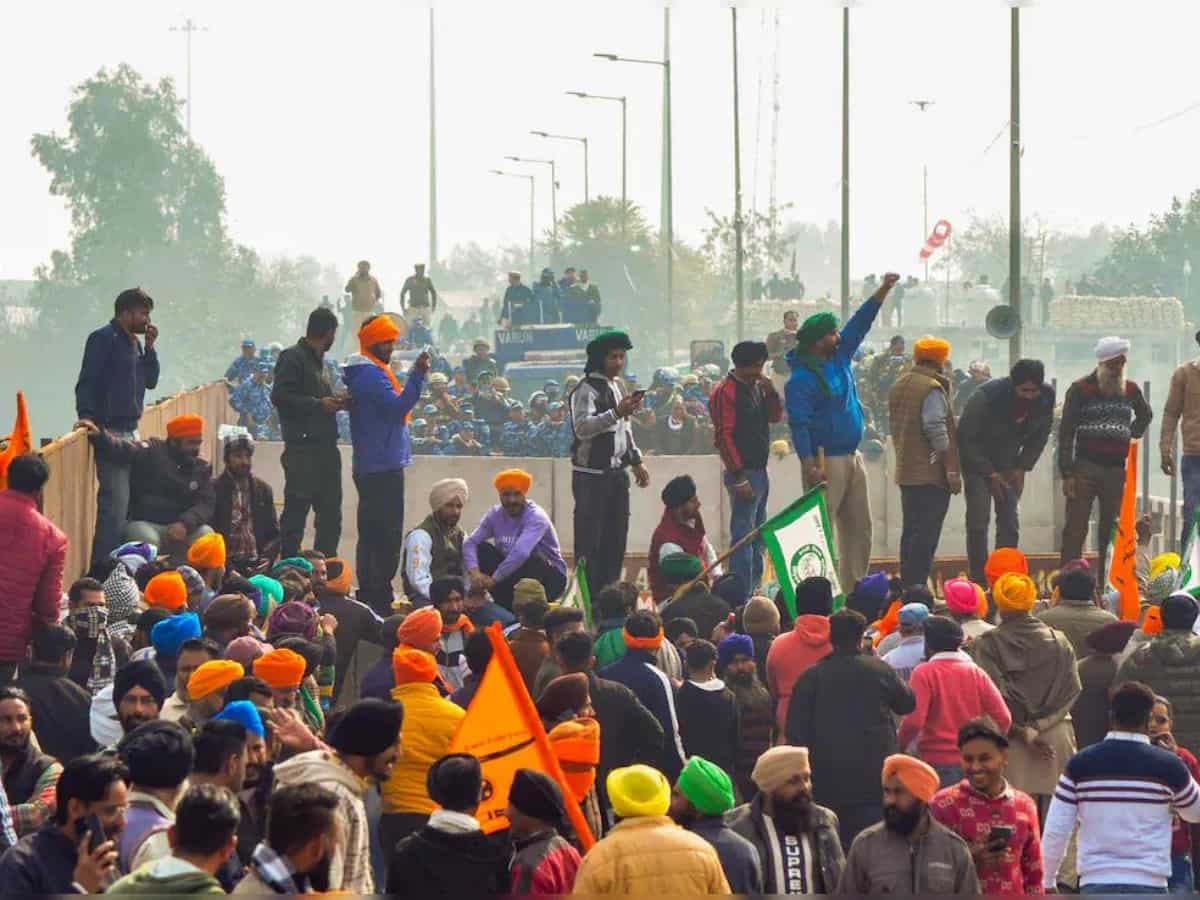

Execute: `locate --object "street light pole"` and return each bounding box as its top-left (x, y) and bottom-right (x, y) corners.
top-left (429, 8), bottom-right (438, 273)
top-left (732, 7), bottom-right (745, 342)
top-left (1008, 4), bottom-right (1023, 366)
top-left (840, 6), bottom-right (850, 322)
top-left (491, 170), bottom-right (536, 275)
top-left (910, 100), bottom-right (935, 283)
top-left (566, 92), bottom-right (627, 231)
top-left (530, 132), bottom-right (589, 204)
top-left (169, 17), bottom-right (207, 136)
top-left (506, 156), bottom-right (558, 249)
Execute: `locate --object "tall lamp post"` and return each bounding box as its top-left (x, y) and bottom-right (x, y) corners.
top-left (595, 36), bottom-right (674, 360)
top-left (491, 170), bottom-right (536, 276)
top-left (910, 99), bottom-right (935, 283)
top-left (566, 91), bottom-right (627, 230)
top-left (506, 156), bottom-right (559, 251)
top-left (840, 5), bottom-right (851, 322)
top-left (1185, 259), bottom-right (1193, 319)
top-left (732, 7), bottom-right (745, 341)
top-left (169, 17), bottom-right (208, 136)
top-left (1008, 2), bottom-right (1023, 366)
top-left (428, 8), bottom-right (438, 274)
top-left (531, 131), bottom-right (589, 204)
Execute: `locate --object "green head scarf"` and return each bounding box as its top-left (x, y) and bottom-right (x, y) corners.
top-left (792, 312), bottom-right (840, 397)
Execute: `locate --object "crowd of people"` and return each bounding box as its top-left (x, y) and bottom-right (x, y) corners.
top-left (5, 276), bottom-right (1200, 894)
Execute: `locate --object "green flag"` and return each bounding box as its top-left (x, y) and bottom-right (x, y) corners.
top-left (575, 557), bottom-right (594, 631)
top-left (761, 485), bottom-right (843, 619)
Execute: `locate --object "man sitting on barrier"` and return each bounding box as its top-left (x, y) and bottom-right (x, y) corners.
top-left (463, 468), bottom-right (567, 610)
top-left (83, 414), bottom-right (214, 556)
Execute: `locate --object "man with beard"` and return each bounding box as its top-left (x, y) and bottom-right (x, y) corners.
top-left (403, 478), bottom-right (469, 606)
top-left (1059, 335), bottom-right (1152, 577)
top-left (159, 637), bottom-right (220, 724)
top-left (211, 431), bottom-right (280, 571)
top-left (728, 745), bottom-right (845, 895)
top-left (671, 756), bottom-right (762, 894)
top-left (254, 648), bottom-right (307, 713)
top-left (837, 754), bottom-right (978, 895)
top-left (272, 307), bottom-right (346, 558)
top-left (931, 717), bottom-right (1043, 895)
top-left (182, 659), bottom-right (245, 733)
top-left (234, 783), bottom-right (339, 894)
top-left (717, 634), bottom-right (774, 801)
top-left (648, 475), bottom-right (719, 606)
top-left (14, 625), bottom-right (97, 764)
top-left (84, 413), bottom-right (215, 557)
top-left (787, 609), bottom-right (915, 850)
top-left (76, 287), bottom-right (161, 566)
top-left (273, 698), bottom-right (405, 893)
top-left (0, 687), bottom-right (63, 837)
top-left (112, 660), bottom-right (168, 738)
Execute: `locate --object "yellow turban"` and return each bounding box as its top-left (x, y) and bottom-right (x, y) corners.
top-left (187, 532), bottom-right (226, 570)
top-left (993, 572), bottom-right (1038, 613)
top-left (1151, 553), bottom-right (1182, 582)
top-left (882, 753), bottom-right (940, 804)
top-left (606, 765), bottom-right (670, 819)
top-left (187, 659), bottom-right (244, 700)
top-left (913, 336), bottom-right (951, 367)
top-left (494, 468), bottom-right (533, 494)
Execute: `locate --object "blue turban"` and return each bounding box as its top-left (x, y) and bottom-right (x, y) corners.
top-left (717, 633), bottom-right (755, 673)
top-left (214, 700), bottom-right (265, 737)
top-left (151, 612), bottom-right (201, 658)
top-left (855, 572), bottom-right (890, 604)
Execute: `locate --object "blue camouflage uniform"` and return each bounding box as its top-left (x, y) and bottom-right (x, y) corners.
top-left (226, 344), bottom-right (257, 383)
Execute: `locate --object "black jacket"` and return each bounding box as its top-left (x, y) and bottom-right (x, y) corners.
top-left (271, 338), bottom-right (338, 445)
top-left (15, 665), bottom-right (98, 764)
top-left (0, 823), bottom-right (81, 893)
top-left (675, 681), bottom-right (740, 778)
top-left (587, 671), bottom-right (664, 781)
top-left (662, 587), bottom-right (732, 642)
top-left (726, 794), bottom-right (846, 895)
top-left (385, 825), bottom-right (510, 897)
top-left (785, 650), bottom-right (915, 807)
top-left (211, 471), bottom-right (281, 562)
top-left (316, 591), bottom-right (385, 704)
top-left (957, 376), bottom-right (1055, 476)
top-left (89, 432), bottom-right (214, 531)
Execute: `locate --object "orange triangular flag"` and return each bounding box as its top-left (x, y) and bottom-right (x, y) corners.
top-left (448, 623), bottom-right (595, 850)
top-left (0, 392), bottom-right (32, 491)
top-left (1108, 441), bottom-right (1140, 621)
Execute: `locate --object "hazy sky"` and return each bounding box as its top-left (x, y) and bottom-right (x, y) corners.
top-left (4, 0), bottom-right (1199, 289)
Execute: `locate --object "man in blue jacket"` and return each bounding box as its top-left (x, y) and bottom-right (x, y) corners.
top-left (785, 273), bottom-right (898, 593)
top-left (343, 314), bottom-right (428, 615)
top-left (74, 288), bottom-right (160, 567)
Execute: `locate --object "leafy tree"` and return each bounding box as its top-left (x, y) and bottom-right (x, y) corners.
top-left (1093, 191), bottom-right (1200, 313)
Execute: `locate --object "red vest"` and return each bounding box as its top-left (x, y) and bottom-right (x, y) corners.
top-left (648, 508), bottom-right (708, 604)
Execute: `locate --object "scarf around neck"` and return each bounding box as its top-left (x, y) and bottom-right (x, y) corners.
top-left (67, 605), bottom-right (116, 693)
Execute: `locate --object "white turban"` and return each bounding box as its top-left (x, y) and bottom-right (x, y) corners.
top-left (1095, 336), bottom-right (1131, 362)
top-left (429, 478), bottom-right (468, 510)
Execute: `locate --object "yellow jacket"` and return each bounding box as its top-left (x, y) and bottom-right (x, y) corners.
top-left (381, 682), bottom-right (465, 815)
top-left (571, 816), bottom-right (730, 895)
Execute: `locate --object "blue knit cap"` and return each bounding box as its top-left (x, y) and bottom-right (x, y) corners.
top-left (214, 700), bottom-right (265, 737)
top-left (150, 612), bottom-right (201, 657)
top-left (717, 633), bottom-right (755, 673)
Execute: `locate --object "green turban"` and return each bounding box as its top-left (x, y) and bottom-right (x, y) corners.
top-left (792, 312), bottom-right (840, 397)
top-left (677, 756), bottom-right (736, 816)
top-left (660, 553), bottom-right (704, 585)
top-left (272, 556), bottom-right (313, 576)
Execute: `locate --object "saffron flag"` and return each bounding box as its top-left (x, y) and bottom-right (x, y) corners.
top-left (761, 485), bottom-right (842, 619)
top-left (448, 623), bottom-right (595, 850)
top-left (0, 392), bottom-right (32, 491)
top-left (1107, 441), bottom-right (1140, 621)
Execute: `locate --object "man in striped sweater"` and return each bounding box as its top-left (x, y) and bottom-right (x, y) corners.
top-left (1042, 681), bottom-right (1200, 893)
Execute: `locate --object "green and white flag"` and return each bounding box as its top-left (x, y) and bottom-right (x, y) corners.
top-left (762, 485), bottom-right (842, 619)
top-left (1180, 506), bottom-right (1200, 596)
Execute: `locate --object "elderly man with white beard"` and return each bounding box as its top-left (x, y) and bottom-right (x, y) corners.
top-left (1058, 335), bottom-right (1152, 580)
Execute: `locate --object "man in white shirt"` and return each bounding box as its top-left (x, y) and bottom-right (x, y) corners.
top-left (882, 603), bottom-right (929, 684)
top-left (402, 479), bottom-right (468, 606)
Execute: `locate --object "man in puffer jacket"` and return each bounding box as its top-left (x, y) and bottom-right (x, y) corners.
top-left (341, 315), bottom-right (427, 615)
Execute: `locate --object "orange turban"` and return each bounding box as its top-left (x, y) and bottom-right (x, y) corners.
top-left (166, 414), bottom-right (204, 440)
top-left (325, 558), bottom-right (353, 595)
top-left (984, 547), bottom-right (1028, 587)
top-left (493, 468), bottom-right (533, 494)
top-left (144, 571), bottom-right (188, 611)
top-left (882, 753), bottom-right (940, 803)
top-left (913, 336), bottom-right (951, 367)
top-left (396, 607), bottom-right (443, 650)
top-left (392, 647), bottom-right (438, 685)
top-left (187, 659), bottom-right (244, 700)
top-left (548, 717), bottom-right (601, 801)
top-left (359, 314), bottom-right (401, 355)
top-left (871, 600), bottom-right (902, 647)
top-left (254, 648), bottom-right (306, 689)
top-left (1142, 605), bottom-right (1164, 636)
top-left (993, 572), bottom-right (1038, 613)
top-left (187, 532), bottom-right (226, 570)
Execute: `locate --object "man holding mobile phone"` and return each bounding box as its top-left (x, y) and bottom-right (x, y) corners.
top-left (930, 717), bottom-right (1044, 895)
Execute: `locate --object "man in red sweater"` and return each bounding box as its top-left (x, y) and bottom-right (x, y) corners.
top-left (0, 455), bottom-right (66, 684)
top-left (898, 616), bottom-right (1012, 787)
top-left (766, 576), bottom-right (833, 733)
top-left (648, 475), bottom-right (718, 606)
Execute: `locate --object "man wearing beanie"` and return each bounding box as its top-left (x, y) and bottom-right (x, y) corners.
top-left (767, 576), bottom-right (834, 733)
top-left (897, 617), bottom-right (1012, 786)
top-left (785, 273), bottom-right (899, 591)
top-left (838, 754), bottom-right (978, 895)
top-left (741, 594), bottom-right (780, 679)
top-left (882, 602), bottom-right (932, 684)
top-left (728, 745), bottom-right (846, 894)
top-left (88, 413), bottom-right (216, 557)
top-left (116, 720), bottom-right (195, 873)
top-left (670, 756), bottom-right (762, 894)
top-left (506, 768), bottom-right (582, 895)
top-left (648, 474), bottom-right (719, 606)
top-left (888, 335), bottom-right (961, 590)
top-left (710, 340), bottom-right (783, 596)
top-left (386, 753), bottom-right (510, 896)
top-left (273, 698), bottom-right (404, 893)
top-left (1059, 335), bottom-right (1152, 578)
top-left (1039, 565), bottom-right (1117, 659)
top-left (574, 764), bottom-right (729, 894)
top-left (970, 572), bottom-right (1080, 819)
top-left (718, 633), bottom-right (774, 803)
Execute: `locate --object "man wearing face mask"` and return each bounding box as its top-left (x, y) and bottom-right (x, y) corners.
top-left (836, 754), bottom-right (979, 895)
top-left (234, 783), bottom-right (339, 894)
top-left (271, 307), bottom-right (347, 558)
top-left (727, 745), bottom-right (845, 895)
top-left (84, 414), bottom-right (215, 557)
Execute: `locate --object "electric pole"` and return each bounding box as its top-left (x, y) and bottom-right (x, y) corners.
top-left (429, 8), bottom-right (438, 273)
top-left (169, 17), bottom-right (207, 136)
